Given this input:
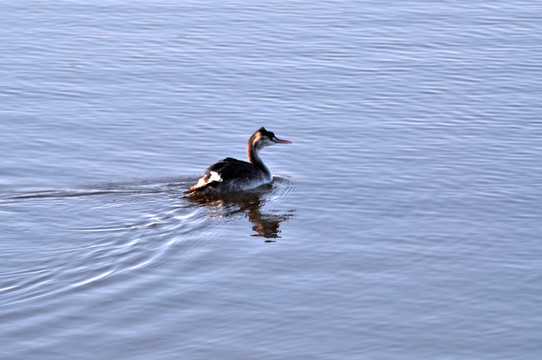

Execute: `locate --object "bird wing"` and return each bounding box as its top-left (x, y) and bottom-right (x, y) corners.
top-left (189, 158), bottom-right (261, 192)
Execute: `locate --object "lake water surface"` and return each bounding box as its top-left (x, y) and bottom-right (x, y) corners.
top-left (1, 1), bottom-right (541, 359)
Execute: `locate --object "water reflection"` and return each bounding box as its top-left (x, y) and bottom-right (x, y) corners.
top-left (186, 184), bottom-right (294, 240)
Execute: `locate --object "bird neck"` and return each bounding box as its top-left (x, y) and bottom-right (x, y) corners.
top-left (247, 142), bottom-right (271, 179)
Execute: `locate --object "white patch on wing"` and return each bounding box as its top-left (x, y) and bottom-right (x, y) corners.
top-left (195, 171), bottom-right (222, 188)
top-left (209, 171), bottom-right (223, 183)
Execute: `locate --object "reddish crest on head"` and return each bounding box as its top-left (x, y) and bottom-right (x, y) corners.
top-left (257, 127), bottom-right (292, 144)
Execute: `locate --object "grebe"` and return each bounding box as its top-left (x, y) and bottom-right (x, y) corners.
top-left (188, 127), bottom-right (291, 195)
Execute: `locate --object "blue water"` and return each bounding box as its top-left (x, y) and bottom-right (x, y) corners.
top-left (1, 1), bottom-right (541, 359)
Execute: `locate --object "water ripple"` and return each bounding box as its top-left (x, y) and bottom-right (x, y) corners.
top-left (0, 176), bottom-right (298, 308)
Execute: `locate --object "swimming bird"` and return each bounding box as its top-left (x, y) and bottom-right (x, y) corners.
top-left (188, 127), bottom-right (291, 195)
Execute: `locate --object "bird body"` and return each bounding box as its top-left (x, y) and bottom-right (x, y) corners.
top-left (188, 127), bottom-right (291, 195)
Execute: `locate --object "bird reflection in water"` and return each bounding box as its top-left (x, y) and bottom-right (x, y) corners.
top-left (186, 184), bottom-right (294, 241)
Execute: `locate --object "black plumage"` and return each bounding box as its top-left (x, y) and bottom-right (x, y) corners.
top-left (188, 128), bottom-right (291, 195)
top-left (191, 157), bottom-right (266, 194)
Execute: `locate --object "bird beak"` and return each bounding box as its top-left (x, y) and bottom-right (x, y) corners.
top-left (274, 137), bottom-right (292, 144)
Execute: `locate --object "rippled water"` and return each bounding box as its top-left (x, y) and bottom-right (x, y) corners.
top-left (1, 1), bottom-right (541, 359)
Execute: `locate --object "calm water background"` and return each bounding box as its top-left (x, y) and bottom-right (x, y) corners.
top-left (1, 1), bottom-right (541, 359)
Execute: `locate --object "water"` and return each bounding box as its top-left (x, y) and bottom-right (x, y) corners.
top-left (1, 1), bottom-right (541, 359)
